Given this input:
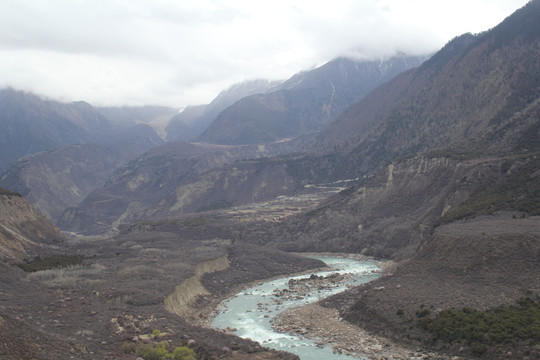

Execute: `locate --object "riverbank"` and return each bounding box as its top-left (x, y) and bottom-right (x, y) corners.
top-left (273, 303), bottom-right (457, 360)
top-left (208, 254), bottom-right (460, 360)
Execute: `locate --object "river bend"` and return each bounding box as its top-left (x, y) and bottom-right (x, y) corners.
top-left (211, 256), bottom-right (381, 360)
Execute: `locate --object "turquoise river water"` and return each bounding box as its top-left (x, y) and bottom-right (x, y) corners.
top-left (211, 256), bottom-right (382, 360)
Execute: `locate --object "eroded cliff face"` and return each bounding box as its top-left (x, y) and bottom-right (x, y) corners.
top-left (0, 193), bottom-right (66, 260)
top-left (267, 156), bottom-right (505, 259)
top-left (164, 255), bottom-right (230, 323)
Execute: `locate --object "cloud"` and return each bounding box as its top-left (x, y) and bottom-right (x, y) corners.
top-left (0, 0), bottom-right (530, 107)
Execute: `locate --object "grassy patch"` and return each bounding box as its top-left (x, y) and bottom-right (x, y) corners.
top-left (28, 263), bottom-right (106, 289)
top-left (418, 297), bottom-right (540, 353)
top-left (16, 255), bottom-right (85, 272)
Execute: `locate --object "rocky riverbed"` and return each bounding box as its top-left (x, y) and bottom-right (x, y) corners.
top-left (271, 272), bottom-right (460, 360)
top-left (273, 304), bottom-right (459, 360)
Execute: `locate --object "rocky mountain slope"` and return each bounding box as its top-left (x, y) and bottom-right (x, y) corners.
top-left (57, 141), bottom-right (281, 234)
top-left (0, 123), bottom-right (163, 223)
top-left (304, 3), bottom-right (540, 173)
top-left (0, 188), bottom-right (66, 260)
top-left (198, 56), bottom-right (426, 145)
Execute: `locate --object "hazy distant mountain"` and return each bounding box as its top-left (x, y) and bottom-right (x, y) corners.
top-left (96, 105), bottom-right (178, 139)
top-left (0, 88), bottom-right (115, 173)
top-left (165, 79), bottom-right (281, 141)
top-left (0, 123), bottom-right (163, 222)
top-left (197, 55), bottom-right (427, 145)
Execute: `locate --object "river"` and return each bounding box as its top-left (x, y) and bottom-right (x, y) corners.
top-left (211, 256), bottom-right (382, 360)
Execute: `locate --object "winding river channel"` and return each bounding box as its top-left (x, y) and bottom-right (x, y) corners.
top-left (211, 256), bottom-right (382, 360)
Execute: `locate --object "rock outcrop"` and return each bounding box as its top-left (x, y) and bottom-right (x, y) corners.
top-left (0, 189), bottom-right (66, 260)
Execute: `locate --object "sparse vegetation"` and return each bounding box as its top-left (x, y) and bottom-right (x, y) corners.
top-left (183, 217), bottom-right (208, 227)
top-left (16, 254), bottom-right (85, 272)
top-left (418, 297), bottom-right (540, 354)
top-left (435, 156), bottom-right (540, 226)
top-left (197, 199), bottom-right (233, 212)
top-left (123, 340), bottom-right (196, 360)
top-left (0, 187), bottom-right (22, 197)
top-left (27, 263), bottom-right (106, 288)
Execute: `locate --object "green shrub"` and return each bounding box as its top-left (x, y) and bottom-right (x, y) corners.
top-left (130, 341), bottom-right (196, 360)
top-left (418, 297), bottom-right (540, 349)
top-left (16, 255), bottom-right (85, 272)
top-left (172, 346), bottom-right (196, 360)
top-left (122, 341), bottom-right (136, 353)
top-left (416, 308), bottom-right (431, 318)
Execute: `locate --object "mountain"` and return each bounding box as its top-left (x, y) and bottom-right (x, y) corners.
top-left (0, 88), bottom-right (115, 173)
top-left (0, 124), bottom-right (163, 223)
top-left (56, 0), bottom-right (540, 240)
top-left (165, 79), bottom-right (281, 141)
top-left (0, 188), bottom-right (66, 260)
top-left (197, 55), bottom-right (426, 145)
top-left (57, 141), bottom-right (275, 234)
top-left (96, 105), bottom-right (179, 139)
top-left (312, 9), bottom-right (540, 169)
top-left (253, 0), bottom-right (540, 254)
top-left (262, 2), bottom-right (540, 357)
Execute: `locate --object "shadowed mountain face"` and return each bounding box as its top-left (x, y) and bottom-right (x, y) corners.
top-left (0, 124), bottom-right (163, 223)
top-left (0, 89), bottom-right (114, 173)
top-left (197, 56), bottom-right (426, 145)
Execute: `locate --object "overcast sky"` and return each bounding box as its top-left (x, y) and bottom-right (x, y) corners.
top-left (0, 0), bottom-right (530, 108)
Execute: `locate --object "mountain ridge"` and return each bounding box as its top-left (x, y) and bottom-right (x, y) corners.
top-left (197, 55), bottom-right (427, 145)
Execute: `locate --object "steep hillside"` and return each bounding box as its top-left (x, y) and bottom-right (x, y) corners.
top-left (0, 125), bottom-right (163, 223)
top-left (166, 79), bottom-right (281, 141)
top-left (230, 155), bottom-right (523, 258)
top-left (0, 89), bottom-right (114, 173)
top-left (322, 214), bottom-right (540, 359)
top-left (305, 2), bottom-right (540, 175)
top-left (0, 188), bottom-right (66, 260)
top-left (57, 141), bottom-right (275, 234)
top-left (294, 3), bottom-right (540, 358)
top-left (197, 56), bottom-right (426, 145)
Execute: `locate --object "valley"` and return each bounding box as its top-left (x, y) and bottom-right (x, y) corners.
top-left (1, 2), bottom-right (540, 359)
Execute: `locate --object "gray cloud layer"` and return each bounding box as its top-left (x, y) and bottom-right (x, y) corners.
top-left (0, 0), bottom-right (529, 107)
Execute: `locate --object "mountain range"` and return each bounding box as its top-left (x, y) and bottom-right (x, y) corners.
top-left (197, 56), bottom-right (426, 145)
top-left (1, 1), bottom-right (539, 359)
